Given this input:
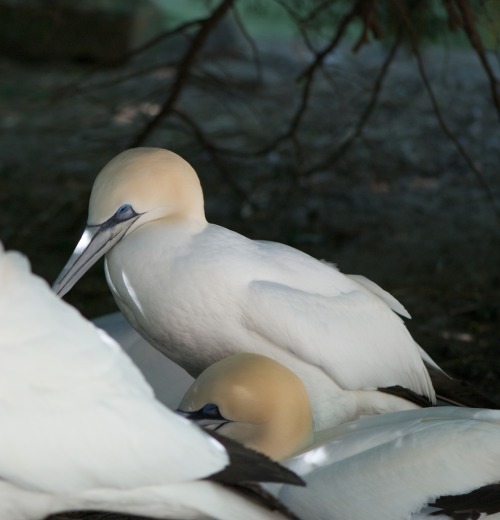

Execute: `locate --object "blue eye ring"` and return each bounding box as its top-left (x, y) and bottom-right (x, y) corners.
top-left (176, 403), bottom-right (229, 426)
top-left (201, 403), bottom-right (222, 417)
top-left (116, 204), bottom-right (132, 217)
top-left (112, 203), bottom-right (139, 223)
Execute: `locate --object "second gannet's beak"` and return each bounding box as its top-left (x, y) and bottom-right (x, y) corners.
top-left (52, 204), bottom-right (141, 298)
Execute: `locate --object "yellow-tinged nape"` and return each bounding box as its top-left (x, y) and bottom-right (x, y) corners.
top-left (88, 147), bottom-right (207, 226)
top-left (179, 353), bottom-right (314, 461)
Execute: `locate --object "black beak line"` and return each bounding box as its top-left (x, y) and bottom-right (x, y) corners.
top-left (52, 210), bottom-right (141, 298)
top-left (177, 408), bottom-right (232, 430)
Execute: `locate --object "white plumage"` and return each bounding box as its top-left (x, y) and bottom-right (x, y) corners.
top-left (93, 311), bottom-right (193, 409)
top-left (53, 147), bottom-right (439, 431)
top-left (167, 351), bottom-right (500, 520)
top-left (0, 242), bottom-right (297, 520)
top-left (281, 407), bottom-right (500, 520)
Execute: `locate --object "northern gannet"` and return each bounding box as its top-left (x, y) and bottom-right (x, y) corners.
top-left (53, 147), bottom-right (441, 430)
top-left (179, 353), bottom-right (500, 520)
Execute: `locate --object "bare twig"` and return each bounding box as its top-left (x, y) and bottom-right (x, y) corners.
top-left (393, 0), bottom-right (500, 218)
top-left (172, 109), bottom-right (252, 206)
top-left (251, 0), bottom-right (367, 157)
top-left (115, 17), bottom-right (202, 61)
top-left (297, 1), bottom-right (364, 83)
top-left (172, 108), bottom-right (295, 219)
top-left (65, 62), bottom-right (178, 94)
top-left (283, 0), bottom-right (386, 150)
top-left (305, 28), bottom-right (403, 175)
top-left (352, 0), bottom-right (383, 53)
top-left (451, 0), bottom-right (500, 121)
top-left (301, 0), bottom-right (338, 26)
top-left (272, 0), bottom-right (319, 66)
top-left (130, 0), bottom-right (235, 147)
top-left (442, 0), bottom-right (462, 30)
top-left (231, 5), bottom-right (263, 83)
top-left (52, 18), bottom-right (203, 102)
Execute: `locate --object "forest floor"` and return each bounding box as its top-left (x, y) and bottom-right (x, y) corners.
top-left (1, 37), bottom-right (499, 402)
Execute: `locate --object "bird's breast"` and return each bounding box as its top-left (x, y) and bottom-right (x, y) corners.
top-left (104, 233), bottom-right (247, 376)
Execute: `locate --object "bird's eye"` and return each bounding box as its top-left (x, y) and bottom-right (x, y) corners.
top-left (201, 403), bottom-right (222, 418)
top-left (115, 204), bottom-right (133, 220)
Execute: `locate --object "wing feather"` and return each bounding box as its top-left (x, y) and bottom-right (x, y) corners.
top-left (243, 280), bottom-right (434, 401)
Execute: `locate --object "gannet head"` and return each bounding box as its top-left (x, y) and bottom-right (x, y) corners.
top-left (177, 353), bottom-right (314, 461)
top-left (52, 148), bottom-right (206, 297)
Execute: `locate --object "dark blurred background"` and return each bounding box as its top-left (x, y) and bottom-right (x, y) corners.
top-left (0, 0), bottom-right (499, 399)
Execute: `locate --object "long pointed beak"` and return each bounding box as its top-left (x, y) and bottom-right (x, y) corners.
top-left (52, 215), bottom-right (140, 298)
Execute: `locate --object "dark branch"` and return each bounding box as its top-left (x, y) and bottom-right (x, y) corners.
top-left (231, 6), bottom-right (263, 83)
top-left (305, 27), bottom-right (403, 175)
top-left (172, 109), bottom-right (252, 206)
top-left (250, 0), bottom-right (368, 157)
top-left (130, 0), bottom-right (236, 147)
top-left (352, 0), bottom-right (383, 53)
top-left (52, 18), bottom-right (203, 102)
top-left (393, 0), bottom-right (500, 218)
top-left (451, 0), bottom-right (500, 121)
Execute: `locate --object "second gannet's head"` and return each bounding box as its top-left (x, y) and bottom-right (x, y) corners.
top-left (178, 353), bottom-right (314, 461)
top-left (52, 148), bottom-right (206, 297)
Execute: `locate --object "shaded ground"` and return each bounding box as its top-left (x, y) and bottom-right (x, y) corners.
top-left (0, 39), bottom-right (499, 401)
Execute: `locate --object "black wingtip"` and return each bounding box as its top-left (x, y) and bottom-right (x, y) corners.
top-left (429, 483), bottom-right (500, 519)
top-left (207, 430), bottom-right (305, 487)
top-left (377, 385), bottom-right (434, 407)
top-left (378, 364), bottom-right (500, 411)
top-left (204, 432), bottom-right (305, 520)
top-left (425, 364), bottom-right (500, 409)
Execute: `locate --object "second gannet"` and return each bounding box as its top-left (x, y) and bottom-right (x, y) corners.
top-left (178, 353), bottom-right (500, 520)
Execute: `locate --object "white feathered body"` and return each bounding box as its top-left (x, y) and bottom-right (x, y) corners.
top-left (280, 407), bottom-right (500, 520)
top-left (105, 220), bottom-right (434, 430)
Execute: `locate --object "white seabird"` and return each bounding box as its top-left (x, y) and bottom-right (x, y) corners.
top-left (178, 353), bottom-right (500, 520)
top-left (52, 147), bottom-right (439, 430)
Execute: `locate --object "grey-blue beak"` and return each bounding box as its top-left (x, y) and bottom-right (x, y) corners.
top-left (52, 207), bottom-right (140, 298)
